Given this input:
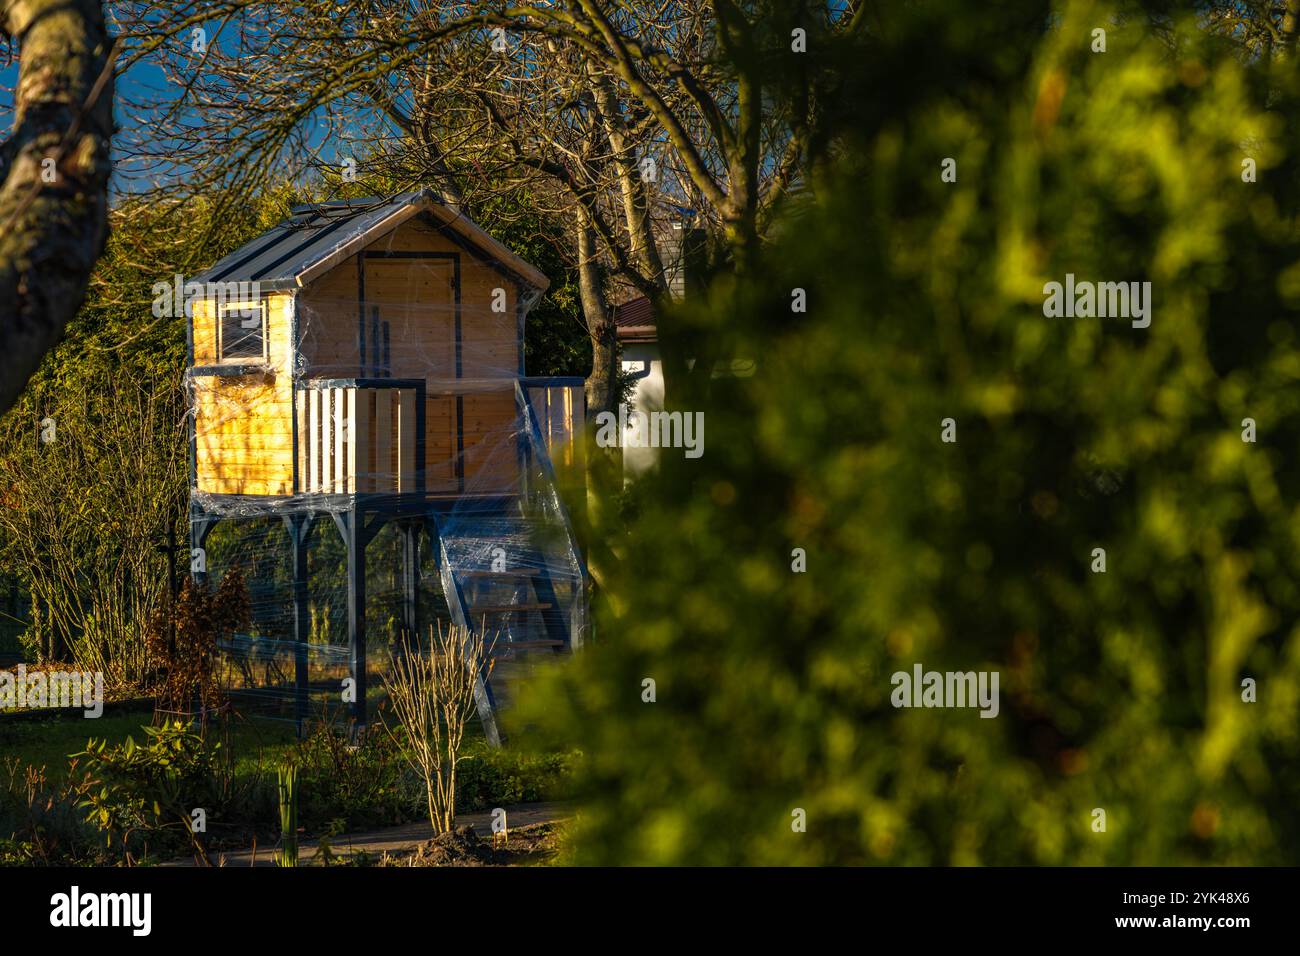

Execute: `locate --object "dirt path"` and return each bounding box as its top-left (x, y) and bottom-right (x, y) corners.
top-left (163, 802), bottom-right (569, 867)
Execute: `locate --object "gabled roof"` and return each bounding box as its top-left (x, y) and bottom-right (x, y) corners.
top-left (192, 189), bottom-right (549, 292)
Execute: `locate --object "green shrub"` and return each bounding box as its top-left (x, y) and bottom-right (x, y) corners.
top-left (453, 745), bottom-right (576, 812)
top-left (0, 757), bottom-right (100, 865)
top-left (519, 0), bottom-right (1300, 865)
top-left (292, 724), bottom-right (421, 831)
top-left (74, 721), bottom-right (241, 863)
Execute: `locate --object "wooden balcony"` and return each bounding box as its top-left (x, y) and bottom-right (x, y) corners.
top-left (292, 376), bottom-right (583, 499)
top-left (296, 378), bottom-right (426, 495)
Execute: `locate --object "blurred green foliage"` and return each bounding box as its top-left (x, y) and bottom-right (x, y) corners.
top-left (520, 0), bottom-right (1300, 864)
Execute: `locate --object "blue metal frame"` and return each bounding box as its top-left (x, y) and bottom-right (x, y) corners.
top-left (281, 512), bottom-right (316, 735)
top-left (330, 507), bottom-right (387, 730)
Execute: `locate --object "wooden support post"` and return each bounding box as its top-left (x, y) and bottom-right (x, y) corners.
top-left (397, 389), bottom-right (416, 493)
top-left (375, 389), bottom-right (392, 491)
top-left (188, 514), bottom-right (219, 588)
top-left (333, 388), bottom-right (346, 493)
top-left (338, 509), bottom-right (365, 729)
top-left (401, 520), bottom-right (419, 646)
top-left (308, 389), bottom-right (322, 493)
top-left (282, 512), bottom-right (315, 737)
top-left (296, 391), bottom-right (307, 494)
top-left (415, 384), bottom-right (426, 493)
top-left (332, 508), bottom-right (386, 733)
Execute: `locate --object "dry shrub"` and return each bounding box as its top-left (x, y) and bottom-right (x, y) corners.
top-left (145, 569), bottom-right (250, 722)
top-left (381, 623), bottom-right (489, 834)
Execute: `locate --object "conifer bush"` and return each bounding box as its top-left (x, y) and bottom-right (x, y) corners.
top-left (522, 0), bottom-right (1300, 865)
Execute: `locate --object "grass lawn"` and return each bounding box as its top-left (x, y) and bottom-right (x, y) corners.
top-left (0, 709), bottom-right (301, 782)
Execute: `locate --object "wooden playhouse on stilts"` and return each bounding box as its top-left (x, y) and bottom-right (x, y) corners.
top-left (185, 190), bottom-right (587, 744)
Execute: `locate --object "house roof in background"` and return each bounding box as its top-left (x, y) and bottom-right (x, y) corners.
top-left (192, 190), bottom-right (550, 292)
top-left (614, 296), bottom-right (657, 343)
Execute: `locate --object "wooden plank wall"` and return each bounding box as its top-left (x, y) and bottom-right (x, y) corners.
top-left (297, 215), bottom-right (525, 495)
top-left (296, 256), bottom-right (361, 379)
top-left (192, 294), bottom-right (296, 496)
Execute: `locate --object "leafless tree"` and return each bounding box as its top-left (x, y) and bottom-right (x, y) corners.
top-left (108, 1), bottom-right (863, 404)
top-left (382, 623), bottom-right (490, 834)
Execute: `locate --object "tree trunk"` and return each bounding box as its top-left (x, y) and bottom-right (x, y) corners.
top-left (431, 780), bottom-right (447, 832)
top-left (1283, 0), bottom-right (1300, 57)
top-left (590, 69), bottom-right (665, 289)
top-left (578, 207), bottom-right (617, 419)
top-left (0, 0), bottom-right (114, 413)
top-left (572, 204), bottom-right (624, 600)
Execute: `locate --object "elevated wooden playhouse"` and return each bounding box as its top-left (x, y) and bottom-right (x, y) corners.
top-left (186, 191), bottom-right (587, 744)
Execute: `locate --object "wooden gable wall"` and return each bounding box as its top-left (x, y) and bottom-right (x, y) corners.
top-left (296, 215), bottom-right (524, 495)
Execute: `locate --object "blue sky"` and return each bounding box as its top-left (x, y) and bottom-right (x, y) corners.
top-left (2, 24), bottom-right (339, 200)
top-left (2, 47), bottom-right (182, 196)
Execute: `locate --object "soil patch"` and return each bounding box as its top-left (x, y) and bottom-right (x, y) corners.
top-left (380, 821), bottom-right (563, 867)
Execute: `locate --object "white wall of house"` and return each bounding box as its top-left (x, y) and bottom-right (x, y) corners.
top-left (620, 341), bottom-right (664, 479)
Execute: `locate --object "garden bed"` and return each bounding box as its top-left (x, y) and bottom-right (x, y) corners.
top-left (1, 706), bottom-right (576, 867)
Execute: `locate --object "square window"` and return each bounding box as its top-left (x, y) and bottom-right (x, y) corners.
top-left (219, 301), bottom-right (266, 361)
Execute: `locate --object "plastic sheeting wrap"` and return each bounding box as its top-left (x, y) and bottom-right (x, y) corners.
top-left (183, 194), bottom-right (587, 735)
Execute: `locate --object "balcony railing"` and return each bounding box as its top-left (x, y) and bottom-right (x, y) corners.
top-left (520, 376), bottom-right (585, 482)
top-left (296, 378), bottom-right (425, 494)
top-left (295, 376), bottom-right (583, 498)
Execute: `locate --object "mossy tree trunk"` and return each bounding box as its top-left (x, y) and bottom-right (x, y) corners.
top-left (0, 0), bottom-right (113, 413)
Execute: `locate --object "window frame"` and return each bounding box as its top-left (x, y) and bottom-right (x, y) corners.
top-left (216, 297), bottom-right (269, 364)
